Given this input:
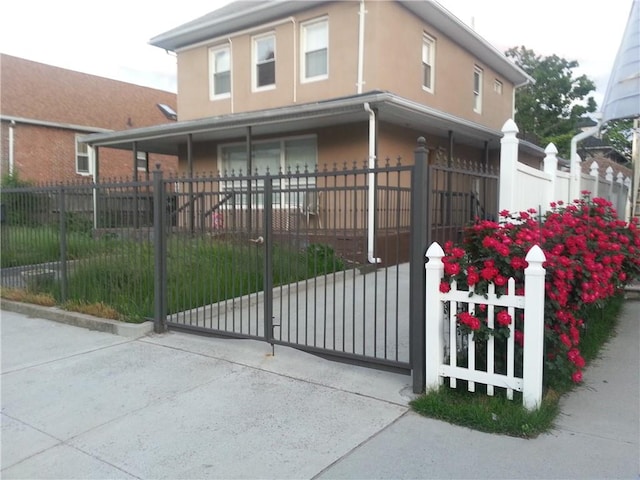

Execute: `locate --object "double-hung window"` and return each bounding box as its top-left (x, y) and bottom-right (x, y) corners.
top-left (254, 33), bottom-right (275, 90)
top-left (473, 66), bottom-right (483, 113)
top-left (75, 136), bottom-right (92, 175)
top-left (136, 151), bottom-right (148, 172)
top-left (301, 18), bottom-right (328, 81)
top-left (210, 46), bottom-right (231, 99)
top-left (422, 34), bottom-right (435, 92)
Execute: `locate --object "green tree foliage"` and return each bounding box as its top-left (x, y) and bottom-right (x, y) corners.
top-left (506, 46), bottom-right (597, 157)
top-left (600, 119), bottom-right (633, 161)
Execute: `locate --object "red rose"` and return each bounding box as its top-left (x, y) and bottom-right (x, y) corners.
top-left (439, 282), bottom-right (451, 293)
top-left (496, 310), bottom-right (512, 327)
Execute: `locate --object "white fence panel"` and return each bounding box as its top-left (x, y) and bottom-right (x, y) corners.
top-left (425, 242), bottom-right (546, 410)
top-left (516, 163), bottom-right (551, 213)
top-left (555, 171), bottom-right (571, 204)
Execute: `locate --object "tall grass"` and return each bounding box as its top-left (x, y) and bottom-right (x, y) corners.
top-left (14, 234), bottom-right (345, 323)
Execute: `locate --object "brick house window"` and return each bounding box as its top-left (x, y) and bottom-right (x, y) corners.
top-left (76, 136), bottom-right (92, 175)
top-left (473, 66), bottom-right (483, 113)
top-left (254, 33), bottom-right (275, 90)
top-left (136, 151), bottom-right (148, 172)
top-left (494, 79), bottom-right (503, 94)
top-left (301, 18), bottom-right (328, 82)
top-left (210, 46), bottom-right (231, 99)
top-left (422, 34), bottom-right (435, 92)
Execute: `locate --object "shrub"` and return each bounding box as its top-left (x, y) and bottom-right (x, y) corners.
top-left (439, 194), bottom-right (640, 387)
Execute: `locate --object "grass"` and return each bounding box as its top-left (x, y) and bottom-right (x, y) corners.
top-left (411, 384), bottom-right (559, 438)
top-left (410, 293), bottom-right (625, 437)
top-left (1, 230), bottom-right (345, 323)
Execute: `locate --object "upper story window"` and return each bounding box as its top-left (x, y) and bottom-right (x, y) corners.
top-left (473, 66), bottom-right (483, 113)
top-left (75, 136), bottom-right (92, 175)
top-left (422, 34), bottom-right (435, 92)
top-left (493, 79), bottom-right (503, 95)
top-left (210, 46), bottom-right (231, 99)
top-left (253, 33), bottom-right (276, 90)
top-left (301, 18), bottom-right (328, 82)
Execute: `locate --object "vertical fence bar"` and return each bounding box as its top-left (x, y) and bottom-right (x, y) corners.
top-left (58, 186), bottom-right (68, 303)
top-left (410, 137), bottom-right (430, 393)
top-left (153, 166), bottom-right (167, 333)
top-left (522, 244), bottom-right (546, 410)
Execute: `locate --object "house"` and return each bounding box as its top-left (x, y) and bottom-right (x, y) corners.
top-left (83, 1), bottom-right (540, 171)
top-left (81, 0), bottom-right (542, 260)
top-left (0, 54), bottom-right (179, 184)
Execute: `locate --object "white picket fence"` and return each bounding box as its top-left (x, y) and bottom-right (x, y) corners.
top-left (499, 119), bottom-right (631, 217)
top-left (424, 242), bottom-right (546, 410)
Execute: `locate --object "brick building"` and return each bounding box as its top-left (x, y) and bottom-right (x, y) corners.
top-left (0, 54), bottom-right (178, 183)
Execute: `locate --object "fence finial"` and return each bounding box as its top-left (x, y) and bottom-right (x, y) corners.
top-left (590, 161), bottom-right (599, 178)
top-left (501, 118), bottom-right (519, 135)
top-left (417, 136), bottom-right (427, 149)
top-left (605, 166), bottom-right (614, 183)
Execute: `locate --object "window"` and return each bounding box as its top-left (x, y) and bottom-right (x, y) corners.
top-left (75, 136), bottom-right (92, 175)
top-left (220, 136), bottom-right (317, 206)
top-left (473, 66), bottom-right (483, 113)
top-left (210, 46), bottom-right (231, 98)
top-left (254, 34), bottom-right (275, 90)
top-left (494, 79), bottom-right (503, 95)
top-left (136, 151), bottom-right (148, 172)
top-left (422, 34), bottom-right (435, 92)
top-left (301, 19), bottom-right (328, 81)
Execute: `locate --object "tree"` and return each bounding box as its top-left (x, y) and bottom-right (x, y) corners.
top-left (505, 46), bottom-right (597, 157)
top-left (600, 119), bottom-right (633, 161)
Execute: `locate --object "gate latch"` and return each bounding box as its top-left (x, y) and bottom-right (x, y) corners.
top-left (248, 236), bottom-right (264, 245)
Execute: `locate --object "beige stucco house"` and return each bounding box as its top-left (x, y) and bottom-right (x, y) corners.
top-left (83, 0), bottom-right (538, 177)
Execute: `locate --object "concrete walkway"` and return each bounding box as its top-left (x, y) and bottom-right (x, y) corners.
top-left (1, 300), bottom-right (638, 479)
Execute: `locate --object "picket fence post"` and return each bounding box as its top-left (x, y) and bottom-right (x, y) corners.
top-left (522, 245), bottom-right (547, 410)
top-left (590, 161), bottom-right (600, 197)
top-left (424, 242), bottom-right (445, 392)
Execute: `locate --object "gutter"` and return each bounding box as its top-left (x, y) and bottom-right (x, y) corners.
top-left (364, 102), bottom-right (381, 264)
top-left (570, 124), bottom-right (601, 200)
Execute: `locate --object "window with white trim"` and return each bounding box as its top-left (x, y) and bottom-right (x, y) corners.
top-left (220, 136), bottom-right (317, 207)
top-left (209, 46), bottom-right (231, 99)
top-left (253, 33), bottom-right (275, 90)
top-left (494, 79), bottom-right (503, 94)
top-left (473, 66), bottom-right (483, 113)
top-left (301, 18), bottom-right (328, 82)
top-left (75, 136), bottom-right (92, 175)
top-left (422, 34), bottom-right (435, 92)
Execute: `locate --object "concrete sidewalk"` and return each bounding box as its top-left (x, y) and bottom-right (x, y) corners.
top-left (1, 300), bottom-right (638, 479)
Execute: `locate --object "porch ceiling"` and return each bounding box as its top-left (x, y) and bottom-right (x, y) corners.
top-left (81, 92), bottom-right (504, 156)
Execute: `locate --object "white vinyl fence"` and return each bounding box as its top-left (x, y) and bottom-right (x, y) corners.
top-left (424, 242), bottom-right (546, 410)
top-left (499, 119), bottom-right (631, 217)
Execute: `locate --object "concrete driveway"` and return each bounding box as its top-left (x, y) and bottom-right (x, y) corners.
top-left (1, 300), bottom-right (638, 479)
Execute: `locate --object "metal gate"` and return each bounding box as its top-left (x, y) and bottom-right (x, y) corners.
top-left (163, 163), bottom-right (413, 373)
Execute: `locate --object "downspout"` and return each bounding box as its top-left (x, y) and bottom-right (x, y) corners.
top-left (569, 124), bottom-right (600, 201)
top-left (228, 38), bottom-right (234, 114)
top-left (364, 102), bottom-right (381, 264)
top-left (356, 0), bottom-right (366, 94)
top-left (9, 120), bottom-right (15, 175)
top-left (290, 17), bottom-right (297, 103)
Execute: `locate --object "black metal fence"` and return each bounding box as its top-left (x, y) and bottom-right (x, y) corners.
top-left (0, 139), bottom-right (498, 388)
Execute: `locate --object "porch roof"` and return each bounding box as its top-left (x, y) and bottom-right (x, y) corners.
top-left (81, 91), bottom-right (545, 158)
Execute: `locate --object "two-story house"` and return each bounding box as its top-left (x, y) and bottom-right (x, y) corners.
top-left (83, 0), bottom-right (536, 175)
top-left (0, 54), bottom-right (179, 184)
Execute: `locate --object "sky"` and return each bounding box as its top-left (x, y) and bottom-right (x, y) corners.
top-left (0, 0), bottom-right (633, 112)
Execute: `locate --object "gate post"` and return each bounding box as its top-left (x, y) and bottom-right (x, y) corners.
top-left (410, 137), bottom-right (430, 393)
top-left (263, 176), bottom-right (274, 344)
top-left (153, 165), bottom-right (167, 333)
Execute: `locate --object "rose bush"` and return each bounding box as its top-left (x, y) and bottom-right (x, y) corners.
top-left (440, 194), bottom-right (640, 386)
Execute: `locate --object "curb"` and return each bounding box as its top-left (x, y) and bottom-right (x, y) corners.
top-left (0, 300), bottom-right (154, 338)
